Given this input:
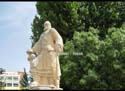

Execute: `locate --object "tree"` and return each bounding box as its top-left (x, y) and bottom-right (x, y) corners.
top-left (0, 82), bottom-right (5, 90)
top-left (31, 1), bottom-right (81, 44)
top-left (20, 68), bottom-right (28, 89)
top-left (79, 2), bottom-right (125, 38)
top-left (0, 68), bottom-right (5, 74)
top-left (31, 15), bottom-right (43, 46)
top-left (31, 2), bottom-right (125, 44)
top-left (31, 1), bottom-right (125, 90)
top-left (0, 68), bottom-right (5, 90)
top-left (60, 25), bottom-right (125, 90)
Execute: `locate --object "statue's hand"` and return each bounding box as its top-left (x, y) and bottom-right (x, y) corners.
top-left (27, 49), bottom-right (34, 55)
top-left (27, 49), bottom-right (36, 61)
top-left (28, 54), bottom-right (36, 62)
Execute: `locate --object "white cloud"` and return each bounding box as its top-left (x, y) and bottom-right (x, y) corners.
top-left (0, 2), bottom-right (37, 31)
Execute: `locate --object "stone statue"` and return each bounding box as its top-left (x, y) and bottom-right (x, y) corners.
top-left (27, 21), bottom-right (63, 89)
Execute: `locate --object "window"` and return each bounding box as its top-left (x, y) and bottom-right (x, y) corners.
top-left (13, 83), bottom-right (18, 87)
top-left (0, 76), bottom-right (3, 80)
top-left (13, 77), bottom-right (18, 81)
top-left (0, 82), bottom-right (2, 85)
top-left (7, 76), bottom-right (12, 80)
top-left (6, 83), bottom-right (12, 87)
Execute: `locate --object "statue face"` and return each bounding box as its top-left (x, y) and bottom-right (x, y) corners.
top-left (43, 21), bottom-right (51, 31)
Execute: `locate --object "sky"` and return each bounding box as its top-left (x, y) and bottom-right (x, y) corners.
top-left (0, 2), bottom-right (37, 73)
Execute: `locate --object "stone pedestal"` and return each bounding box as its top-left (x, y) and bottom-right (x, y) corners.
top-left (29, 85), bottom-right (63, 90)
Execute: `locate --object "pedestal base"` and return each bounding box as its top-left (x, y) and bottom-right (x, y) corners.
top-left (29, 85), bottom-right (63, 90)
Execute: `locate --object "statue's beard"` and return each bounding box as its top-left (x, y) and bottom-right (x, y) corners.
top-left (43, 26), bottom-right (51, 31)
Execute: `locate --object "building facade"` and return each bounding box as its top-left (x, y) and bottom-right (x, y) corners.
top-left (0, 71), bottom-right (24, 90)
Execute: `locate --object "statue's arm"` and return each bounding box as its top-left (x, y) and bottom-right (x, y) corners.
top-left (31, 36), bottom-right (42, 55)
top-left (51, 28), bottom-right (63, 52)
top-left (26, 49), bottom-right (36, 61)
top-left (26, 39), bottom-right (41, 61)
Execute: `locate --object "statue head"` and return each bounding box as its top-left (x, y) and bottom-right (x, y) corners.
top-left (43, 21), bottom-right (52, 31)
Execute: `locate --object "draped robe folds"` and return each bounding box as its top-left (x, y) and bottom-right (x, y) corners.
top-left (30, 28), bottom-right (63, 80)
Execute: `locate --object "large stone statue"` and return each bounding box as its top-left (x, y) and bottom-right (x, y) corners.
top-left (27, 21), bottom-right (63, 89)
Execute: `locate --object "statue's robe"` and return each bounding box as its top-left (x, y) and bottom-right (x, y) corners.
top-left (30, 28), bottom-right (63, 85)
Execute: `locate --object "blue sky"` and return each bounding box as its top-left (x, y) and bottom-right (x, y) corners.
top-left (0, 2), bottom-right (37, 73)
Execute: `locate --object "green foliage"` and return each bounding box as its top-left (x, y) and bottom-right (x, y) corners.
top-left (20, 68), bottom-right (28, 88)
top-left (60, 26), bottom-right (125, 90)
top-left (31, 2), bottom-right (81, 43)
top-left (60, 30), bottom-right (101, 90)
top-left (31, 16), bottom-right (42, 46)
top-left (31, 2), bottom-right (125, 45)
top-left (0, 82), bottom-right (5, 90)
top-left (79, 2), bottom-right (125, 38)
top-left (31, 1), bottom-right (125, 90)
